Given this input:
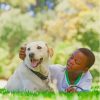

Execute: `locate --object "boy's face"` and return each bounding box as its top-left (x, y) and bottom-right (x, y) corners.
top-left (67, 50), bottom-right (88, 73)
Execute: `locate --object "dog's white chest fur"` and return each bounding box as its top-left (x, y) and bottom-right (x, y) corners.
top-left (5, 62), bottom-right (49, 91)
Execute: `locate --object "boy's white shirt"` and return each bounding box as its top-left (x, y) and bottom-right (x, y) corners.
top-left (49, 64), bottom-right (92, 92)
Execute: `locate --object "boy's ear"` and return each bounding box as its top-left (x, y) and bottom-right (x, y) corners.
top-left (48, 48), bottom-right (54, 57)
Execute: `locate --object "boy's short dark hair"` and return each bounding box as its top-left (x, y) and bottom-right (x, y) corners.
top-left (78, 48), bottom-right (95, 68)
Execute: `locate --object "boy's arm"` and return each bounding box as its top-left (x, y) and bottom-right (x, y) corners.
top-left (77, 79), bottom-right (92, 91)
top-left (65, 79), bottom-right (92, 92)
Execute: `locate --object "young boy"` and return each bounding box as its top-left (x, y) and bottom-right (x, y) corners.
top-left (19, 47), bottom-right (95, 92)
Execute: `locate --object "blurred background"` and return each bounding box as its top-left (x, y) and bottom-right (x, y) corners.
top-left (0, 0), bottom-right (100, 87)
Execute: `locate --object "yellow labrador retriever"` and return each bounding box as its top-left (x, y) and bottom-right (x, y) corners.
top-left (5, 41), bottom-right (53, 92)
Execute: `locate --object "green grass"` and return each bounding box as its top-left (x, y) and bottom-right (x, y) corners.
top-left (0, 86), bottom-right (100, 100)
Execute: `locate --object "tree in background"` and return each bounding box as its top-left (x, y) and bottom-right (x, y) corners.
top-left (0, 0), bottom-right (100, 79)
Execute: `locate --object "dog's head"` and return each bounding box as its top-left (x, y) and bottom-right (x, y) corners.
top-left (25, 41), bottom-right (53, 69)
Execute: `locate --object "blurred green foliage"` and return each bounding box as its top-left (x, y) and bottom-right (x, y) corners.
top-left (77, 30), bottom-right (99, 52)
top-left (0, 0), bottom-right (99, 83)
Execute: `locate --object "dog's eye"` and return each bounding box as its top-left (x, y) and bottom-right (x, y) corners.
top-left (27, 48), bottom-right (30, 51)
top-left (37, 46), bottom-right (42, 49)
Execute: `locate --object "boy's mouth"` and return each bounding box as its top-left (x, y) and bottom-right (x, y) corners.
top-left (30, 58), bottom-right (43, 68)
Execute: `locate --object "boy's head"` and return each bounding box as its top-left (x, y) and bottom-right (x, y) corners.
top-left (67, 48), bottom-right (95, 73)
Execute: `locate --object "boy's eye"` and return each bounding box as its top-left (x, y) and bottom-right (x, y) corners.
top-left (27, 48), bottom-right (30, 51)
top-left (37, 46), bottom-right (42, 49)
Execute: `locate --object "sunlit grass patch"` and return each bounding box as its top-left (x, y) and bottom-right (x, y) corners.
top-left (0, 87), bottom-right (100, 100)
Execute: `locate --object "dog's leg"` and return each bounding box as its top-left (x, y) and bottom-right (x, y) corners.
top-left (47, 71), bottom-right (58, 93)
top-left (48, 79), bottom-right (58, 93)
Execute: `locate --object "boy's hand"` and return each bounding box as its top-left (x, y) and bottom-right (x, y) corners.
top-left (65, 87), bottom-right (77, 93)
top-left (19, 45), bottom-right (26, 60)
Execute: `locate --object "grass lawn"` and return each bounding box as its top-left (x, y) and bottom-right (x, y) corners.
top-left (0, 86), bottom-right (100, 100)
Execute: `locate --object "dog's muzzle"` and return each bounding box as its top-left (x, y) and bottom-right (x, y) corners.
top-left (29, 53), bottom-right (34, 58)
top-left (29, 53), bottom-right (43, 68)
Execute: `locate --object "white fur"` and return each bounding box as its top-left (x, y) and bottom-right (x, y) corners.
top-left (5, 41), bottom-right (52, 92)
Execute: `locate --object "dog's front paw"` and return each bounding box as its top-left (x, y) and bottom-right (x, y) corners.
top-left (48, 79), bottom-right (58, 93)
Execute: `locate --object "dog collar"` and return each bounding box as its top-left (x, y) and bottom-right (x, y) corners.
top-left (24, 63), bottom-right (48, 80)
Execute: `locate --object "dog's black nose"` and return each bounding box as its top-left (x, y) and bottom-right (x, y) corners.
top-left (29, 53), bottom-right (34, 58)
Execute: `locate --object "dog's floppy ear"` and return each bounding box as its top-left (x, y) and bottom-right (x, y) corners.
top-left (46, 43), bottom-right (54, 57)
top-left (48, 48), bottom-right (54, 57)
